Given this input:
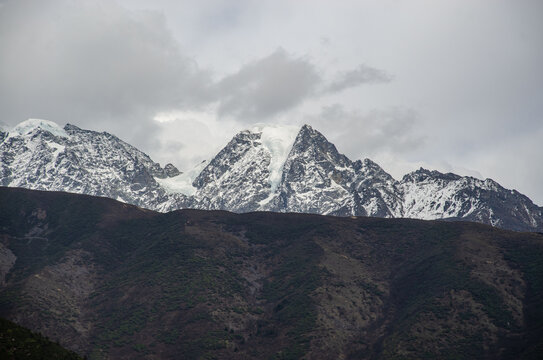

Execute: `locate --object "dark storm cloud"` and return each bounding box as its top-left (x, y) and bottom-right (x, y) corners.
top-left (324, 64), bottom-right (392, 93)
top-left (0, 0), bottom-right (212, 139)
top-left (215, 48), bottom-right (321, 121)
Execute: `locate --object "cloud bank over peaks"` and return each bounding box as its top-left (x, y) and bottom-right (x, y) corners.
top-left (0, 0), bottom-right (391, 136)
top-left (212, 48), bottom-right (393, 122)
top-left (0, 0), bottom-right (213, 128)
top-left (0, 0), bottom-right (395, 180)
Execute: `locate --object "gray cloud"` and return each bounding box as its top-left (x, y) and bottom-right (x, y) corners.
top-left (310, 104), bottom-right (424, 158)
top-left (213, 49), bottom-right (392, 122)
top-left (0, 0), bottom-right (212, 148)
top-left (215, 48), bottom-right (321, 121)
top-left (0, 1), bottom-right (388, 132)
top-left (325, 64), bottom-right (392, 93)
top-left (4, 0), bottom-right (541, 205)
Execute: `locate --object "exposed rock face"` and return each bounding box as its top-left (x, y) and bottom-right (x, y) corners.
top-left (0, 243), bottom-right (16, 286)
top-left (163, 163), bottom-right (181, 178)
top-left (16, 250), bottom-right (97, 354)
top-left (1, 119), bottom-right (542, 232)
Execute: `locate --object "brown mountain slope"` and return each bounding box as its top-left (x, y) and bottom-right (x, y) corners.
top-left (0, 187), bottom-right (542, 359)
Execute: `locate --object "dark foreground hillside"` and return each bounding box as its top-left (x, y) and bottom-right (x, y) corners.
top-left (0, 316), bottom-right (83, 359)
top-left (0, 187), bottom-right (542, 359)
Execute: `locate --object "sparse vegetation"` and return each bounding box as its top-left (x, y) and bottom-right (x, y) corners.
top-left (1, 188), bottom-right (543, 359)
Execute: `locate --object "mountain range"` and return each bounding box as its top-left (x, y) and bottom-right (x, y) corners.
top-left (1, 118), bottom-right (542, 232)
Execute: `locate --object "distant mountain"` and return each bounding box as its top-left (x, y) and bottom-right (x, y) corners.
top-left (1, 187), bottom-right (542, 359)
top-left (1, 119), bottom-right (542, 231)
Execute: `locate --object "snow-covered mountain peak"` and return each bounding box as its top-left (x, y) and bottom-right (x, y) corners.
top-left (2, 120), bottom-right (542, 232)
top-left (0, 121), bottom-right (188, 210)
top-left (297, 123), bottom-right (318, 138)
top-left (300, 123), bottom-right (315, 131)
top-left (8, 118), bottom-right (69, 139)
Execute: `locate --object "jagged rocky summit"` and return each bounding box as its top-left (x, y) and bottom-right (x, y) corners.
top-left (1, 118), bottom-right (542, 232)
top-left (0, 119), bottom-right (189, 210)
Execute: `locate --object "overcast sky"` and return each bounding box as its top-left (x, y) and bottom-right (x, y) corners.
top-left (1, 0), bottom-right (542, 205)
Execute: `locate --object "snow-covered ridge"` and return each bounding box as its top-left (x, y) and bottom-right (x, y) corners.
top-left (2, 118), bottom-right (542, 232)
top-left (1, 118), bottom-right (187, 210)
top-left (7, 118), bottom-right (69, 139)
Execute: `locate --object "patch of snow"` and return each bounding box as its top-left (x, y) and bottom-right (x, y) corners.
top-left (258, 193), bottom-right (276, 207)
top-left (156, 161), bottom-right (207, 196)
top-left (8, 119), bottom-right (69, 139)
top-left (46, 141), bottom-right (65, 153)
top-left (44, 141), bottom-right (66, 172)
top-left (401, 178), bottom-right (466, 220)
top-left (252, 124), bottom-right (300, 193)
